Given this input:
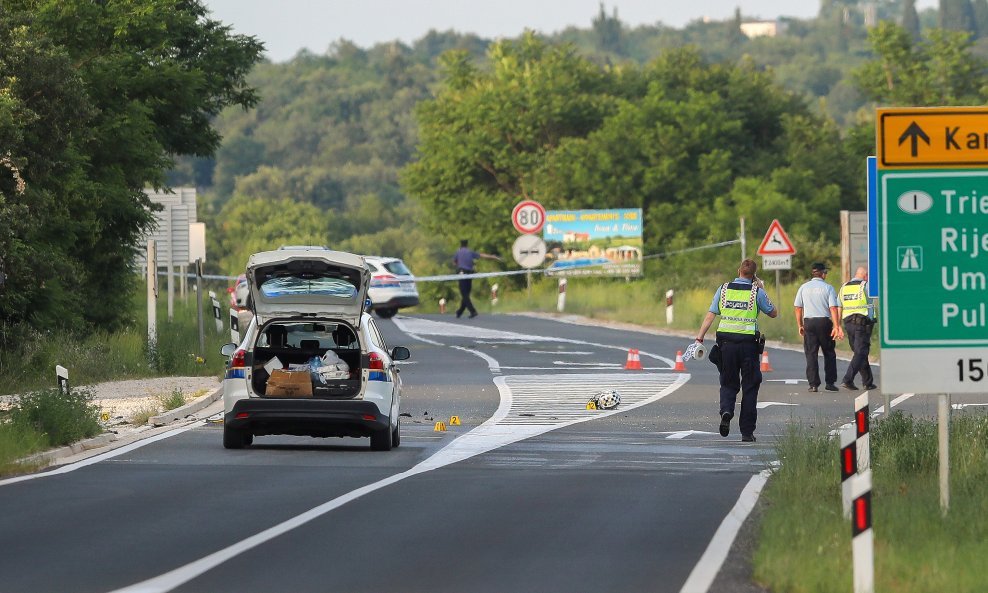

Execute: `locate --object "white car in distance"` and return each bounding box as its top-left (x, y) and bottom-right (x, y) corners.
top-left (363, 256), bottom-right (419, 319)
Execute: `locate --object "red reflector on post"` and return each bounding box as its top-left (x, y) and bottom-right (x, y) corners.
top-left (855, 498), bottom-right (867, 530)
top-left (235, 412), bottom-right (249, 419)
top-left (362, 414), bottom-right (376, 421)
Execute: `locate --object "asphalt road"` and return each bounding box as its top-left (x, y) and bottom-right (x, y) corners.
top-left (1, 313), bottom-right (982, 593)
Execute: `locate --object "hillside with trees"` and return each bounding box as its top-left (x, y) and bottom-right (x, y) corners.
top-left (5, 0), bottom-right (988, 337)
top-left (184, 0), bottom-right (986, 299)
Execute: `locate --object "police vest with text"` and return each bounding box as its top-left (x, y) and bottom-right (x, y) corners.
top-left (840, 279), bottom-right (869, 320)
top-left (717, 282), bottom-right (759, 336)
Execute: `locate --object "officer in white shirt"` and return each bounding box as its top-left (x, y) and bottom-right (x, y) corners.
top-left (793, 262), bottom-right (843, 392)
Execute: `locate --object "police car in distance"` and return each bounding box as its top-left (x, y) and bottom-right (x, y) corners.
top-left (363, 255), bottom-right (420, 319)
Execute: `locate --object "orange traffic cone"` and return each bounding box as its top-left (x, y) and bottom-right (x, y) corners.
top-left (624, 348), bottom-right (643, 370)
top-left (674, 350), bottom-right (686, 371)
top-left (760, 351), bottom-right (774, 372)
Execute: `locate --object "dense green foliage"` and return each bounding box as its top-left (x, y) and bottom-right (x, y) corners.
top-left (8, 386), bottom-right (101, 447)
top-left (403, 34), bottom-right (865, 284)
top-left (0, 1), bottom-right (262, 335)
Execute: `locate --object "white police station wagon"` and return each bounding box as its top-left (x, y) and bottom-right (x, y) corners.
top-left (220, 248), bottom-right (409, 450)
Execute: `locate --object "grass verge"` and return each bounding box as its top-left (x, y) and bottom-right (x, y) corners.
top-left (0, 387), bottom-right (103, 477)
top-left (754, 411), bottom-right (988, 593)
top-left (0, 280), bottom-right (231, 395)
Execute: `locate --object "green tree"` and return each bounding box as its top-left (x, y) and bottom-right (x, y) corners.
top-left (973, 0), bottom-right (988, 37)
top-left (402, 34), bottom-right (617, 256)
top-left (1, 0), bottom-right (263, 331)
top-left (940, 0), bottom-right (977, 32)
top-left (592, 3), bottom-right (623, 54)
top-left (903, 0), bottom-right (922, 40)
top-left (213, 195), bottom-right (329, 274)
top-left (854, 22), bottom-right (987, 105)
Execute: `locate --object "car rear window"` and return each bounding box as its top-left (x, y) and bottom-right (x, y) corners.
top-left (383, 261), bottom-right (411, 275)
top-left (259, 274), bottom-right (358, 299)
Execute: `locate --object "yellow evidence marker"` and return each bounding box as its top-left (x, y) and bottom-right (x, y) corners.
top-left (586, 401), bottom-right (597, 410)
top-left (434, 421), bottom-right (447, 432)
top-left (449, 416), bottom-right (461, 426)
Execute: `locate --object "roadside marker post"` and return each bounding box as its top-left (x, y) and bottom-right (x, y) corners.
top-left (55, 365), bottom-right (69, 395)
top-left (665, 289), bottom-right (674, 324)
top-left (229, 308), bottom-right (239, 344)
top-left (209, 291), bottom-right (223, 334)
top-left (557, 278), bottom-right (567, 313)
top-left (438, 297), bottom-right (446, 314)
top-left (851, 469), bottom-right (874, 593)
top-left (854, 392), bottom-right (871, 472)
top-left (840, 425), bottom-right (857, 519)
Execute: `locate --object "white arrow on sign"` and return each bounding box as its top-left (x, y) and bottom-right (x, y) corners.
top-left (512, 234), bottom-right (547, 269)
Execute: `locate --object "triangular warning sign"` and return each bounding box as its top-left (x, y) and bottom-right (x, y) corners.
top-left (756, 219), bottom-right (796, 256)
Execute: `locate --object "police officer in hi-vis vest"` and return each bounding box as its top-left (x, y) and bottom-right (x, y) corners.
top-left (839, 266), bottom-right (878, 391)
top-left (694, 259), bottom-right (778, 442)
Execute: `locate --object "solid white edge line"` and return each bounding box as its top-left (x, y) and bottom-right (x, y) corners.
top-left (678, 469), bottom-right (772, 593)
top-left (0, 426), bottom-right (195, 488)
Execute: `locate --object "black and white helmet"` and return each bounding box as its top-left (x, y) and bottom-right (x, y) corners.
top-left (590, 390), bottom-right (621, 410)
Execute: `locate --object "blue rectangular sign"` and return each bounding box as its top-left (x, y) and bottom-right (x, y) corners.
top-left (867, 156), bottom-right (879, 298)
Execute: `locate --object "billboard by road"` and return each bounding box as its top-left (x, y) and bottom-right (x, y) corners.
top-left (543, 208), bottom-right (643, 277)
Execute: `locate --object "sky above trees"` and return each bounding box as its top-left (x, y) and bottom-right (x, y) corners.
top-left (203, 0), bottom-right (940, 62)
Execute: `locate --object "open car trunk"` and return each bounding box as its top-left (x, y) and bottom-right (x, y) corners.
top-left (249, 321), bottom-right (362, 399)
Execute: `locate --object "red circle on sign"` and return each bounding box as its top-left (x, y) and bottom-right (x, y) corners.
top-left (512, 200), bottom-right (546, 234)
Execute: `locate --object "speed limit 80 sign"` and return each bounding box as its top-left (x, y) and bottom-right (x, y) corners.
top-left (511, 200), bottom-right (546, 235)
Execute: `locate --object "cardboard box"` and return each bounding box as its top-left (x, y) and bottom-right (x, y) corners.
top-left (266, 369), bottom-right (312, 397)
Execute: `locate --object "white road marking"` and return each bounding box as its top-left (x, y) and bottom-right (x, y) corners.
top-left (660, 430), bottom-right (719, 440)
top-left (871, 392), bottom-right (916, 416)
top-left (764, 379), bottom-right (804, 385)
top-left (0, 426), bottom-right (194, 488)
top-left (952, 402), bottom-right (988, 410)
top-left (111, 319), bottom-right (689, 593)
top-left (530, 350), bottom-right (593, 355)
top-left (553, 361), bottom-right (623, 367)
top-left (393, 317), bottom-right (676, 367)
top-left (757, 402), bottom-right (799, 409)
top-left (679, 469), bottom-right (772, 593)
top-left (832, 393), bottom-right (916, 432)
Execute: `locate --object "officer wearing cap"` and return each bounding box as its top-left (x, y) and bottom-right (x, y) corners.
top-left (839, 266), bottom-right (878, 390)
top-left (794, 262), bottom-right (843, 392)
top-left (694, 258), bottom-right (778, 442)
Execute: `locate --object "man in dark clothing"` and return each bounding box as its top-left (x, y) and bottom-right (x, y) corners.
top-left (839, 266), bottom-right (878, 391)
top-left (694, 259), bottom-right (778, 442)
top-left (452, 240), bottom-right (501, 318)
top-left (794, 262), bottom-right (843, 392)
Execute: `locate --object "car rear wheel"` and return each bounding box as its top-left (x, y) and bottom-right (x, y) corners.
top-left (391, 418), bottom-right (400, 447)
top-left (375, 307), bottom-right (397, 319)
top-left (223, 425), bottom-right (251, 449)
top-left (370, 426), bottom-right (393, 451)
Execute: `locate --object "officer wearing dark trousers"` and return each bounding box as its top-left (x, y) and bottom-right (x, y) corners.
top-left (794, 262), bottom-right (843, 392)
top-left (451, 239), bottom-right (501, 319)
top-left (694, 259), bottom-right (778, 442)
top-left (839, 266), bottom-right (877, 390)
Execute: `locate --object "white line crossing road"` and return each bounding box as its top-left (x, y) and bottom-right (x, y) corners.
top-left (498, 373), bottom-right (686, 425)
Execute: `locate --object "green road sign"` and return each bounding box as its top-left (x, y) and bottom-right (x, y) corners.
top-left (878, 169), bottom-right (988, 393)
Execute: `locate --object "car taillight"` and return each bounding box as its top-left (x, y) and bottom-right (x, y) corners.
top-left (368, 352), bottom-right (385, 370)
top-left (231, 348), bottom-right (247, 368)
top-left (371, 274), bottom-right (401, 288)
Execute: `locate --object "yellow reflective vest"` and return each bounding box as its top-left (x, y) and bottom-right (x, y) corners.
top-left (839, 279), bottom-right (869, 318)
top-left (717, 282), bottom-right (759, 335)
